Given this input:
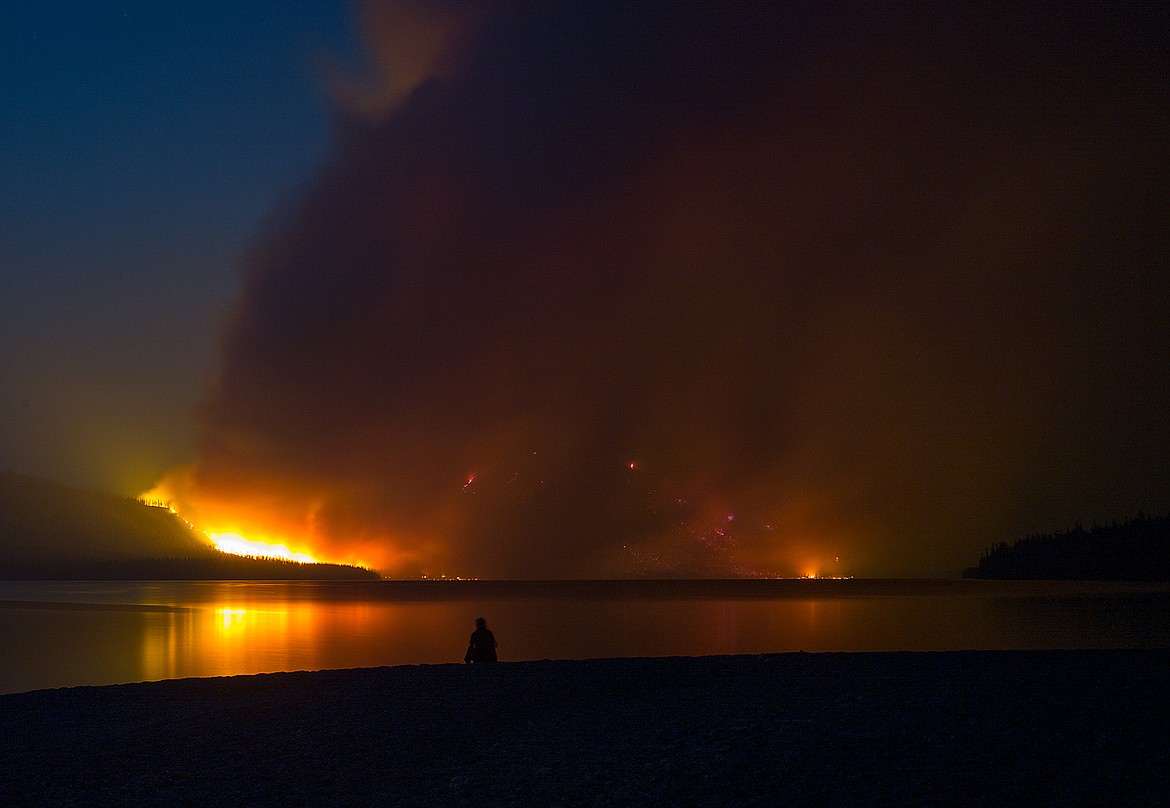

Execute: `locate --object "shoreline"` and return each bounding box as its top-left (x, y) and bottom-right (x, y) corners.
top-left (3, 650), bottom-right (1168, 805)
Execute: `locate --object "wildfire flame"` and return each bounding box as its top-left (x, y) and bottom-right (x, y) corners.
top-left (138, 483), bottom-right (329, 566)
top-left (208, 532), bottom-right (318, 564)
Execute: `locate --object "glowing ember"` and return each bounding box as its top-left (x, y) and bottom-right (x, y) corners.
top-left (208, 532), bottom-right (317, 563)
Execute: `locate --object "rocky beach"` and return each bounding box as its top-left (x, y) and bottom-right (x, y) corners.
top-left (2, 650), bottom-right (1167, 806)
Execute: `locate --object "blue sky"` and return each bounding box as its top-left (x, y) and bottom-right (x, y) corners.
top-left (1, 2), bottom-right (360, 491)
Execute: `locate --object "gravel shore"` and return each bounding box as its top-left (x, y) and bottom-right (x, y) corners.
top-left (2, 650), bottom-right (1167, 806)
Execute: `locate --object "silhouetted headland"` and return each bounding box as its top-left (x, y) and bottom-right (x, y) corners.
top-left (1, 650), bottom-right (1166, 805)
top-left (0, 472), bottom-right (376, 580)
top-left (966, 513), bottom-right (1170, 581)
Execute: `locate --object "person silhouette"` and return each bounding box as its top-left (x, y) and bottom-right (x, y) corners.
top-left (464, 617), bottom-right (497, 664)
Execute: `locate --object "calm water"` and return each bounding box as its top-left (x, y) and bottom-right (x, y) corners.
top-left (1, 579), bottom-right (1167, 694)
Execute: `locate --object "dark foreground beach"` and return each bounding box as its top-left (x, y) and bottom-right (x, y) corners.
top-left (2, 651), bottom-right (1168, 807)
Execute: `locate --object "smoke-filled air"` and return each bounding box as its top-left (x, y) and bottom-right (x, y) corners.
top-left (144, 2), bottom-right (1168, 578)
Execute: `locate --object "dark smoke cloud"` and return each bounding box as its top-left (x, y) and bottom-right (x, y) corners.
top-left (157, 2), bottom-right (1169, 577)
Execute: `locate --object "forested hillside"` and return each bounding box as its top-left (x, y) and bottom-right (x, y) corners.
top-left (0, 472), bottom-right (376, 579)
top-left (966, 513), bottom-right (1170, 581)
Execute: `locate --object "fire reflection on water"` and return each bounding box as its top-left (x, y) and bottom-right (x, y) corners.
top-left (3, 580), bottom-right (1168, 695)
top-left (142, 597), bottom-right (352, 683)
top-left (218, 608), bottom-right (247, 629)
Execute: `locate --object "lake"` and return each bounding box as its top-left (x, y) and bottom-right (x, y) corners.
top-left (2, 578), bottom-right (1167, 694)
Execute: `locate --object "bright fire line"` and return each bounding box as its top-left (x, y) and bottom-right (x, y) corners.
top-left (208, 532), bottom-right (318, 564)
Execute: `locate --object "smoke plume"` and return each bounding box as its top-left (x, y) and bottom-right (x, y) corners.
top-left (152, 2), bottom-right (1169, 577)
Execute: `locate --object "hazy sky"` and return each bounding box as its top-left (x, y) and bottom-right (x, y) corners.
top-left (3, 2), bottom-right (1167, 577)
top-left (2, 1), bottom-right (357, 491)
